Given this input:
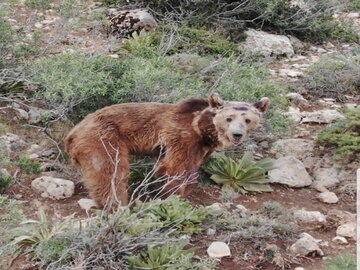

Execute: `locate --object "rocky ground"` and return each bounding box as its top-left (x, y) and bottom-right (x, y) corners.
top-left (0, 2), bottom-right (359, 270)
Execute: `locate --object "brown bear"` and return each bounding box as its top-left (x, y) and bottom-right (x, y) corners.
top-left (65, 93), bottom-right (270, 208)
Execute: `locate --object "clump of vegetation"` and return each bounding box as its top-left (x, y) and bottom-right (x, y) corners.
top-left (133, 196), bottom-right (208, 235)
top-left (213, 201), bottom-right (296, 243)
top-left (324, 253), bottom-right (357, 270)
top-left (0, 174), bottom-right (13, 194)
top-left (203, 152), bottom-right (275, 196)
top-left (25, 0), bottom-right (54, 10)
top-left (8, 196), bottom-right (212, 269)
top-left (0, 195), bottom-right (24, 268)
top-left (17, 156), bottom-right (41, 174)
top-left (126, 240), bottom-right (204, 270)
top-left (306, 51), bottom-right (360, 101)
top-left (316, 109), bottom-right (360, 162)
top-left (102, 0), bottom-right (358, 43)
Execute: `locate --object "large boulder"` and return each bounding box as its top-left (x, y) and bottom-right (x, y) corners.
top-left (271, 139), bottom-right (314, 159)
top-left (290, 233), bottom-right (324, 257)
top-left (294, 209), bottom-right (327, 227)
top-left (336, 223), bottom-right (356, 240)
top-left (32, 176), bottom-right (75, 200)
top-left (302, 110), bottom-right (345, 124)
top-left (243, 29), bottom-right (294, 58)
top-left (313, 167), bottom-right (340, 188)
top-left (107, 8), bottom-right (158, 38)
top-left (268, 156), bottom-right (312, 187)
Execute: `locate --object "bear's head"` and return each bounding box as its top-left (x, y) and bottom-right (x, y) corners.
top-left (208, 93), bottom-right (271, 149)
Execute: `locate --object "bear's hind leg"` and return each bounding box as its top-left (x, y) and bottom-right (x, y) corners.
top-left (80, 142), bottom-right (130, 208)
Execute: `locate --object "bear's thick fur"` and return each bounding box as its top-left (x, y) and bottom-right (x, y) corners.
top-left (65, 93), bottom-right (270, 207)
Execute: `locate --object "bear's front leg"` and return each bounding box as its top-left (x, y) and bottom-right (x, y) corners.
top-left (155, 145), bottom-right (205, 198)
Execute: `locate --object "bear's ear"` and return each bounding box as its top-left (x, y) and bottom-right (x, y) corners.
top-left (209, 93), bottom-right (224, 108)
top-left (253, 97), bottom-right (271, 113)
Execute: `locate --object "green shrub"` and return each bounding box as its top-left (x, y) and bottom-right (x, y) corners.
top-left (106, 0), bottom-right (357, 43)
top-left (17, 157), bottom-right (41, 174)
top-left (25, 0), bottom-right (54, 10)
top-left (203, 152), bottom-right (275, 195)
top-left (324, 253), bottom-right (357, 270)
top-left (133, 196), bottom-right (208, 235)
top-left (126, 240), bottom-right (196, 270)
top-left (0, 175), bottom-right (13, 194)
top-left (306, 52), bottom-right (360, 101)
top-left (316, 109), bottom-right (360, 161)
top-left (32, 238), bottom-right (71, 268)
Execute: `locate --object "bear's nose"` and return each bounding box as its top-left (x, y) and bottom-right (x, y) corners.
top-left (233, 133), bottom-right (243, 139)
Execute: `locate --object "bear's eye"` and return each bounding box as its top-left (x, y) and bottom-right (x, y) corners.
top-left (245, 119), bottom-right (251, 124)
top-left (226, 118), bottom-right (232, 122)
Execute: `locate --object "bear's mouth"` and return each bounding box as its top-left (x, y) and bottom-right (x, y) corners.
top-left (229, 135), bottom-right (243, 145)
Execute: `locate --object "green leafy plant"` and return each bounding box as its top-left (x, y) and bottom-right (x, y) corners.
top-left (120, 31), bottom-right (160, 58)
top-left (25, 0), bottom-right (54, 10)
top-left (0, 175), bottom-right (13, 194)
top-left (17, 156), bottom-right (41, 174)
top-left (316, 109), bottom-right (360, 161)
top-left (324, 253), bottom-right (357, 270)
top-left (203, 152), bottom-right (275, 194)
top-left (12, 208), bottom-right (74, 252)
top-left (126, 240), bottom-right (196, 270)
top-left (133, 196), bottom-right (208, 235)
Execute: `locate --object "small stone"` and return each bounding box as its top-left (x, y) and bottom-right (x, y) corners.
top-left (336, 223), bottom-right (356, 240)
top-left (279, 69), bottom-right (304, 78)
top-left (14, 108), bottom-right (29, 120)
top-left (294, 268), bottom-right (306, 270)
top-left (317, 191), bottom-right (339, 204)
top-left (286, 92), bottom-right (308, 106)
top-left (78, 198), bottom-right (98, 211)
top-left (34, 22), bottom-right (43, 28)
top-left (294, 209), bottom-right (327, 227)
top-left (108, 54), bottom-right (119, 58)
top-left (29, 153), bottom-right (39, 160)
top-left (206, 228), bottom-right (216, 236)
top-left (317, 48), bottom-right (327, 53)
top-left (205, 203), bottom-right (225, 216)
top-left (332, 236), bottom-right (348, 245)
top-left (32, 176), bottom-right (75, 200)
top-left (313, 184), bottom-right (328, 193)
top-left (41, 149), bottom-right (55, 157)
top-left (344, 103), bottom-right (357, 110)
top-left (327, 209), bottom-right (356, 225)
top-left (207, 241), bottom-right (231, 258)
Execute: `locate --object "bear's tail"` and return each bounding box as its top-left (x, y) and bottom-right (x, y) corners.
top-left (64, 133), bottom-right (80, 166)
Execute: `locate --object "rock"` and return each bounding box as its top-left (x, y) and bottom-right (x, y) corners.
top-left (332, 236), bottom-right (348, 245)
top-left (317, 48), bottom-right (327, 53)
top-left (31, 176), bottom-right (75, 200)
top-left (206, 228), bottom-right (216, 236)
top-left (317, 191), bottom-right (339, 204)
top-left (313, 167), bottom-right (340, 188)
top-left (205, 203), bottom-right (225, 216)
top-left (294, 209), bottom-right (327, 227)
top-left (279, 69), bottom-right (304, 78)
top-left (14, 108), bottom-right (29, 120)
top-left (302, 110), bottom-right (345, 124)
top-left (0, 133), bottom-right (26, 152)
top-left (327, 209), bottom-right (356, 225)
top-left (313, 184), bottom-right (328, 193)
top-left (294, 268), bottom-right (306, 270)
top-left (0, 168), bottom-right (11, 179)
top-left (29, 153), bottom-right (40, 160)
top-left (288, 35), bottom-right (305, 52)
top-left (28, 108), bottom-right (42, 124)
top-left (107, 8), bottom-right (158, 37)
top-left (285, 92), bottom-right (308, 106)
top-left (34, 22), bottom-right (43, 28)
top-left (290, 233), bottom-right (324, 257)
top-left (78, 198), bottom-right (98, 211)
top-left (268, 156), bottom-right (312, 187)
top-left (336, 223), bottom-right (356, 240)
top-left (271, 139), bottom-right (314, 160)
top-left (27, 144), bottom-right (41, 153)
top-left (41, 149), bottom-right (55, 158)
top-left (344, 103), bottom-right (357, 110)
top-left (207, 241), bottom-right (231, 258)
top-left (243, 29), bottom-right (294, 58)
